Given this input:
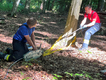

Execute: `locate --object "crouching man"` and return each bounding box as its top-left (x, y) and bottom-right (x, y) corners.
top-left (0, 17), bottom-right (37, 61)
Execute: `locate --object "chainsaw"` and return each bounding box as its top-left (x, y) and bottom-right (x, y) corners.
top-left (24, 44), bottom-right (44, 61)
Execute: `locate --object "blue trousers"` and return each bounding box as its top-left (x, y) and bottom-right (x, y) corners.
top-left (82, 23), bottom-right (101, 48)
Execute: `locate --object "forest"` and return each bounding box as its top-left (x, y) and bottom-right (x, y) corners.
top-left (0, 0), bottom-right (106, 80)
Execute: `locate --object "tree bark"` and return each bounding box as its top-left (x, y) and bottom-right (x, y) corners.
top-left (25, 0), bottom-right (30, 12)
top-left (100, 0), bottom-right (105, 11)
top-left (46, 0), bottom-right (50, 10)
top-left (40, 0), bottom-right (46, 13)
top-left (11, 0), bottom-right (20, 17)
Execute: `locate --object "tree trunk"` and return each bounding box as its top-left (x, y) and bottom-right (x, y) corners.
top-left (97, 0), bottom-right (101, 11)
top-left (62, 0), bottom-right (82, 46)
top-left (100, 0), bottom-right (105, 11)
top-left (11, 0), bottom-right (20, 17)
top-left (25, 0), bottom-right (30, 12)
top-left (48, 0), bottom-right (82, 50)
top-left (43, 0), bottom-right (83, 56)
top-left (40, 0), bottom-right (46, 13)
top-left (46, 0), bottom-right (50, 10)
top-left (97, 0), bottom-right (105, 11)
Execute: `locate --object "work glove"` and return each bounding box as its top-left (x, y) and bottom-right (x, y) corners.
top-left (79, 25), bottom-right (83, 29)
top-left (79, 25), bottom-right (82, 28)
top-left (83, 25), bottom-right (87, 28)
top-left (80, 25), bottom-right (87, 29)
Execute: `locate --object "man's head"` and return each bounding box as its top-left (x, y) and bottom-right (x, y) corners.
top-left (85, 5), bottom-right (92, 14)
top-left (27, 17), bottom-right (37, 28)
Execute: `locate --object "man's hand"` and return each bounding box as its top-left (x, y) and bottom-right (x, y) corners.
top-left (80, 25), bottom-right (87, 29)
top-left (80, 25), bottom-right (82, 29)
top-left (24, 35), bottom-right (37, 50)
top-left (33, 46), bottom-right (37, 50)
top-left (83, 25), bottom-right (87, 28)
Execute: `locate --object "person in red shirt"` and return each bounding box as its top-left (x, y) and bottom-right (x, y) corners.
top-left (79, 5), bottom-right (101, 50)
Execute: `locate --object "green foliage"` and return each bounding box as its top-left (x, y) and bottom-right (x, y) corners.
top-left (50, 0), bottom-right (71, 13)
top-left (17, 5), bottom-right (24, 12)
top-left (53, 74), bottom-right (62, 78)
top-left (79, 50), bottom-right (82, 53)
top-left (20, 72), bottom-right (24, 76)
top-left (22, 77), bottom-right (32, 80)
top-left (0, 0), bottom-right (106, 13)
top-left (22, 61), bottom-right (33, 66)
top-left (87, 50), bottom-right (92, 54)
top-left (30, 0), bottom-right (42, 12)
top-left (65, 72), bottom-right (73, 76)
top-left (53, 74), bottom-right (62, 80)
top-left (0, 0), bottom-right (13, 11)
top-left (52, 71), bottom-right (94, 79)
top-left (80, 0), bottom-right (105, 12)
top-left (20, 72), bottom-right (32, 80)
top-left (53, 76), bottom-right (58, 80)
top-left (65, 71), bottom-right (93, 79)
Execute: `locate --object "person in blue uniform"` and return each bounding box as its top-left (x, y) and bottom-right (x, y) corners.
top-left (0, 17), bottom-right (37, 61)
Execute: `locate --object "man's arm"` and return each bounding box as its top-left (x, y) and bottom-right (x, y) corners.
top-left (80, 17), bottom-right (87, 27)
top-left (24, 35), bottom-right (37, 50)
top-left (85, 21), bottom-right (96, 27)
top-left (31, 31), bottom-right (37, 49)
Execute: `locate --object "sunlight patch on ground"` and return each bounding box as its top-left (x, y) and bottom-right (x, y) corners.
top-left (39, 22), bottom-right (58, 28)
top-left (40, 22), bottom-right (48, 25)
top-left (35, 30), bottom-right (58, 38)
top-left (35, 40), bottom-right (51, 49)
top-left (0, 69), bottom-right (53, 80)
top-left (93, 35), bottom-right (106, 39)
top-left (25, 18), bottom-right (29, 21)
top-left (43, 17), bottom-right (50, 19)
top-left (49, 22), bottom-right (56, 24)
top-left (36, 23), bottom-right (44, 27)
top-left (15, 23), bottom-right (22, 26)
top-left (76, 37), bottom-right (106, 65)
top-left (0, 34), bottom-right (12, 44)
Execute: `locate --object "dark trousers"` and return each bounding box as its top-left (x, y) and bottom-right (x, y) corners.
top-left (8, 39), bottom-right (29, 61)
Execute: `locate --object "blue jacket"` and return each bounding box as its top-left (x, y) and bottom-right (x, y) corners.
top-left (13, 22), bottom-right (35, 42)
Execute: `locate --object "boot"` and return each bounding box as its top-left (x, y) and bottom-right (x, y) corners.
top-left (0, 52), bottom-right (7, 59)
top-left (79, 43), bottom-right (88, 51)
top-left (6, 48), bottom-right (13, 54)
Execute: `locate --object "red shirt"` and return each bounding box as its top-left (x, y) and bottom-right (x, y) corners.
top-left (84, 10), bottom-right (100, 23)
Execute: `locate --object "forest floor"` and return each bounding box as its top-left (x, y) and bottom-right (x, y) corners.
top-left (0, 11), bottom-right (106, 80)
